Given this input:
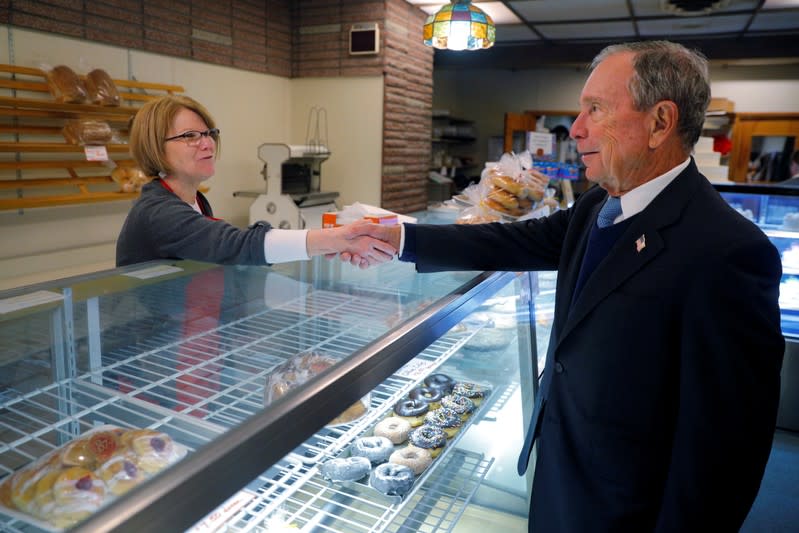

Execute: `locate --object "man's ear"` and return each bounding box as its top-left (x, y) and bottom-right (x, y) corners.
top-left (649, 100), bottom-right (678, 149)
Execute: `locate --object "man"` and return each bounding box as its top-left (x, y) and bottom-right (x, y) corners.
top-left (357, 41), bottom-right (784, 531)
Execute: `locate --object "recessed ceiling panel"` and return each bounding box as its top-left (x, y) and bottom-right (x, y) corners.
top-left (750, 10), bottom-right (799, 30)
top-left (638, 14), bottom-right (751, 36)
top-left (538, 20), bottom-right (638, 40)
top-left (631, 0), bottom-right (760, 17)
top-left (509, 0), bottom-right (630, 22)
top-left (495, 24), bottom-right (541, 42)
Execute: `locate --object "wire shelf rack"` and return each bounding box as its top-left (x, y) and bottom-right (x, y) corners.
top-left (1, 280), bottom-right (521, 533)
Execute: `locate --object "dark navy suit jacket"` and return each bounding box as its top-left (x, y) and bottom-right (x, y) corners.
top-left (403, 160), bottom-right (784, 532)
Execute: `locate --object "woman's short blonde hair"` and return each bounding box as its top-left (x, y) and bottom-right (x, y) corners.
top-left (129, 94), bottom-right (220, 177)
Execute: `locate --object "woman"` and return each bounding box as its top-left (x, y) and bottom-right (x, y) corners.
top-left (116, 95), bottom-right (394, 267)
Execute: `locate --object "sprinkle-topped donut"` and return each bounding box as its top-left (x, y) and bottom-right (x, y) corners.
top-left (423, 407), bottom-right (462, 438)
top-left (452, 382), bottom-right (489, 406)
top-left (350, 436), bottom-right (394, 465)
top-left (370, 463), bottom-right (415, 496)
top-left (408, 385), bottom-right (444, 409)
top-left (423, 373), bottom-right (455, 394)
top-left (440, 394), bottom-right (475, 420)
top-left (408, 425), bottom-right (446, 458)
top-left (393, 398), bottom-right (429, 427)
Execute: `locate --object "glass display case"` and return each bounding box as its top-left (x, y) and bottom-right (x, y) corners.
top-left (714, 183), bottom-right (799, 431)
top-left (0, 245), bottom-right (551, 531)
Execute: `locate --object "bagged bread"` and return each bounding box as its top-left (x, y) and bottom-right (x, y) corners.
top-left (265, 351), bottom-right (369, 426)
top-left (85, 68), bottom-right (120, 106)
top-left (45, 65), bottom-right (88, 104)
top-left (62, 119), bottom-right (113, 145)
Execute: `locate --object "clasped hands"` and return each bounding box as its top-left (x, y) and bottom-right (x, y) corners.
top-left (308, 220), bottom-right (402, 269)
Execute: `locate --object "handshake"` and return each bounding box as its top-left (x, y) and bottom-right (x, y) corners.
top-left (307, 220), bottom-right (403, 269)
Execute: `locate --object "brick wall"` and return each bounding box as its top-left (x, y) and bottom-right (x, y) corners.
top-left (2, 0), bottom-right (434, 212)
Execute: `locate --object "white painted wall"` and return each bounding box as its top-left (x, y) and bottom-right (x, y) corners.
top-left (0, 28), bottom-right (383, 290)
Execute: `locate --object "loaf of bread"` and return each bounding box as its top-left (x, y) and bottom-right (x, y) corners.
top-left (85, 68), bottom-right (120, 106)
top-left (45, 65), bottom-right (88, 104)
top-left (62, 119), bottom-right (113, 145)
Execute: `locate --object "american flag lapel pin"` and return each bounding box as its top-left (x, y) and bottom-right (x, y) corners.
top-left (635, 234), bottom-right (646, 253)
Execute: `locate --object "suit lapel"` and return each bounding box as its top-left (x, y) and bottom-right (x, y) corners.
top-left (554, 164), bottom-right (702, 346)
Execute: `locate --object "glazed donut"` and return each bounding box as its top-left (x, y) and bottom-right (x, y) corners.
top-left (453, 382), bottom-right (489, 406)
top-left (369, 463), bottom-right (415, 496)
top-left (393, 398), bottom-right (429, 427)
top-left (122, 429), bottom-right (175, 474)
top-left (423, 407), bottom-right (462, 438)
top-left (408, 425), bottom-right (447, 458)
top-left (389, 446), bottom-right (432, 476)
top-left (408, 386), bottom-right (444, 409)
top-left (374, 416), bottom-right (412, 445)
top-left (441, 394), bottom-right (475, 420)
top-left (424, 373), bottom-right (455, 394)
top-left (320, 456), bottom-right (371, 482)
top-left (96, 452), bottom-right (145, 496)
top-left (350, 436), bottom-right (394, 465)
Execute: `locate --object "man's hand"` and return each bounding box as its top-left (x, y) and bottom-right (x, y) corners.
top-left (336, 221), bottom-right (401, 267)
top-left (307, 220), bottom-right (398, 269)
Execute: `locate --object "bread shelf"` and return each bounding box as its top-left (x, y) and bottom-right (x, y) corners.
top-left (0, 62), bottom-right (183, 210)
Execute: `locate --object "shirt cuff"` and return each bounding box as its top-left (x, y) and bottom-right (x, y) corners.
top-left (398, 223), bottom-right (416, 263)
top-left (264, 229), bottom-right (310, 263)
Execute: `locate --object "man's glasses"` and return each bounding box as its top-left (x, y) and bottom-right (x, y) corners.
top-left (165, 128), bottom-right (220, 146)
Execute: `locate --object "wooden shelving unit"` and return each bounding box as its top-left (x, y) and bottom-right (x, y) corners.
top-left (0, 64), bottom-right (183, 210)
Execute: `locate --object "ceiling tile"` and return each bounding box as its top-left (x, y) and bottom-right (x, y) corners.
top-left (637, 14), bottom-right (751, 36)
top-left (495, 24), bottom-right (540, 42)
top-left (631, 0), bottom-right (760, 17)
top-left (750, 10), bottom-right (799, 30)
top-left (538, 20), bottom-right (638, 40)
top-left (508, 0), bottom-right (630, 22)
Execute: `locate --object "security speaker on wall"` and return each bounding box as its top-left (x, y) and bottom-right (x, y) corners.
top-left (349, 23), bottom-right (379, 55)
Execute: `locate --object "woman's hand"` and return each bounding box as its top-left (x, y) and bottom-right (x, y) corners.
top-left (307, 220), bottom-right (398, 269)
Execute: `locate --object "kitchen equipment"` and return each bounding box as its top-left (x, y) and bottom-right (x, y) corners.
top-left (234, 143), bottom-right (339, 229)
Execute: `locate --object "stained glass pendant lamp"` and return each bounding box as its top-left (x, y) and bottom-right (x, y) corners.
top-left (423, 0), bottom-right (496, 51)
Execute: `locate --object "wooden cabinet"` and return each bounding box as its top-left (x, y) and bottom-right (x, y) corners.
top-left (727, 113), bottom-right (799, 182)
top-left (503, 110), bottom-right (577, 153)
top-left (0, 64), bottom-right (183, 210)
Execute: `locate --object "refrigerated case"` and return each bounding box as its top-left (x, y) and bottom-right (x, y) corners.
top-left (0, 246), bottom-right (555, 531)
top-left (715, 183), bottom-right (799, 431)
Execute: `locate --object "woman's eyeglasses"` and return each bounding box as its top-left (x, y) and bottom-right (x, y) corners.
top-left (165, 128), bottom-right (220, 146)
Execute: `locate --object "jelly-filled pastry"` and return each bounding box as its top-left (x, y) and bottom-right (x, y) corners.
top-left (122, 429), bottom-right (176, 474)
top-left (96, 452), bottom-right (145, 495)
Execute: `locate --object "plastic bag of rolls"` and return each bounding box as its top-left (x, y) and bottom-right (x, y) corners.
top-left (0, 425), bottom-right (186, 530)
top-left (265, 351), bottom-right (370, 427)
top-left (84, 68), bottom-right (121, 106)
top-left (62, 119), bottom-right (114, 146)
top-left (477, 152), bottom-right (552, 219)
top-left (44, 65), bottom-right (88, 104)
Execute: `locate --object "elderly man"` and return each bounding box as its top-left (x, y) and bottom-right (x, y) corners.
top-left (356, 40), bottom-right (783, 532)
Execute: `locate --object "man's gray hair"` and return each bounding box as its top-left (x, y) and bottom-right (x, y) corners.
top-left (592, 41), bottom-right (710, 152)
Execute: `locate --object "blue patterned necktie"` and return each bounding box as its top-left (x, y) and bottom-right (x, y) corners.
top-left (597, 196), bottom-right (622, 227)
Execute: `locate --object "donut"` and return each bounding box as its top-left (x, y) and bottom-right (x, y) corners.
top-left (389, 446), bottom-right (432, 476)
top-left (349, 436), bottom-right (394, 465)
top-left (373, 416), bottom-right (412, 445)
top-left (319, 456), bottom-right (371, 482)
top-left (369, 463), bottom-right (415, 496)
top-left (453, 382), bottom-right (489, 406)
top-left (423, 407), bottom-right (462, 438)
top-left (408, 385), bottom-right (444, 409)
top-left (423, 373), bottom-right (455, 394)
top-left (96, 452), bottom-right (145, 496)
top-left (441, 394), bottom-right (475, 420)
top-left (393, 398), bottom-right (429, 427)
top-left (122, 429), bottom-right (175, 474)
top-left (408, 425), bottom-right (446, 458)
